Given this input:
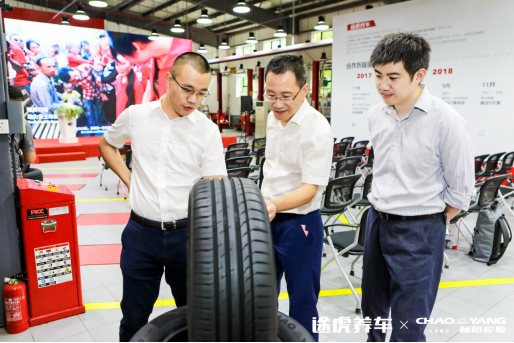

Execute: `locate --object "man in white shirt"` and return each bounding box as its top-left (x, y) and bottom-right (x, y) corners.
top-left (99, 52), bottom-right (227, 342)
top-left (362, 33), bottom-right (475, 341)
top-left (262, 54), bottom-right (333, 341)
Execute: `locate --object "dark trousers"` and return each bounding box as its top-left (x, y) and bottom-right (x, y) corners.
top-left (361, 206), bottom-right (446, 342)
top-left (119, 218), bottom-right (187, 342)
top-left (83, 97), bottom-right (103, 127)
top-left (271, 210), bottom-right (324, 342)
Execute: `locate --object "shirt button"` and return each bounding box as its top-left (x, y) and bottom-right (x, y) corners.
top-left (380, 199), bottom-right (384, 203)
top-left (266, 185), bottom-right (270, 188)
top-left (389, 162), bottom-right (393, 166)
top-left (387, 182), bottom-right (391, 186)
top-left (398, 123), bottom-right (402, 127)
top-left (393, 142), bottom-right (397, 146)
top-left (276, 148), bottom-right (279, 152)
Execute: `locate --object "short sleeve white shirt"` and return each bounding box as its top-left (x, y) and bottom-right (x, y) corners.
top-left (103, 97), bottom-right (227, 222)
top-left (261, 99), bottom-right (334, 214)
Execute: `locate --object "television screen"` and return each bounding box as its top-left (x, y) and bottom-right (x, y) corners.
top-left (5, 19), bottom-right (192, 138)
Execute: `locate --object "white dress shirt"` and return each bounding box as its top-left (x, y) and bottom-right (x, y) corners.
top-left (368, 85), bottom-right (475, 216)
top-left (261, 99), bottom-right (334, 214)
top-left (104, 98), bottom-right (227, 222)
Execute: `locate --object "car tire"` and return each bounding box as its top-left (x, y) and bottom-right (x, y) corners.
top-left (187, 177), bottom-right (277, 341)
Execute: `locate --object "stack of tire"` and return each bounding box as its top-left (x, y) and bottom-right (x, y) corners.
top-left (131, 177), bottom-right (314, 342)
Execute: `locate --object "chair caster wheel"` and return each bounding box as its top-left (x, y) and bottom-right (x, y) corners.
top-left (350, 271), bottom-right (355, 276)
top-left (444, 265), bottom-right (449, 269)
top-left (323, 253), bottom-right (327, 258)
top-left (468, 251), bottom-right (473, 255)
top-left (124, 197), bottom-right (127, 200)
top-left (355, 308), bottom-right (361, 315)
top-left (331, 230), bottom-right (334, 234)
top-left (105, 187), bottom-right (108, 191)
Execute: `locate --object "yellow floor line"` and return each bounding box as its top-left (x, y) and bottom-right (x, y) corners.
top-left (76, 198), bottom-right (129, 202)
top-left (39, 167), bottom-right (101, 170)
top-left (84, 277), bottom-right (514, 311)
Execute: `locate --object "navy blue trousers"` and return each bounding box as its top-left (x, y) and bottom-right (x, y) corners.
top-left (361, 206), bottom-right (446, 342)
top-left (271, 210), bottom-right (324, 342)
top-left (119, 218), bottom-right (187, 342)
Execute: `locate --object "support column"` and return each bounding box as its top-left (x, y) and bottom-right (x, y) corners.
top-left (247, 69), bottom-right (253, 136)
top-left (217, 72), bottom-right (222, 131)
top-left (312, 61), bottom-right (320, 111)
top-left (258, 67), bottom-right (264, 101)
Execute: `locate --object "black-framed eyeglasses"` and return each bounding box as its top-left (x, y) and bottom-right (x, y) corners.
top-left (264, 86), bottom-right (303, 104)
top-left (171, 74), bottom-right (210, 99)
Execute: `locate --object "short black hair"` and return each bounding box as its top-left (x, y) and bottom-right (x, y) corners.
top-left (58, 67), bottom-right (73, 82)
top-left (26, 39), bottom-right (39, 51)
top-left (171, 52), bottom-right (211, 75)
top-left (81, 40), bottom-right (90, 47)
top-left (8, 85), bottom-right (23, 101)
top-left (370, 32), bottom-right (431, 80)
top-left (35, 55), bottom-right (53, 67)
top-left (109, 32), bottom-right (150, 57)
top-left (265, 54), bottom-right (307, 88)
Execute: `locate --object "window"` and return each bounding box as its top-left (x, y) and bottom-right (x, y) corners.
top-left (236, 44), bottom-right (256, 55)
top-left (263, 38), bottom-right (286, 51)
top-left (312, 30), bottom-right (333, 42)
top-left (320, 69), bottom-right (332, 97)
top-left (240, 77), bottom-right (248, 96)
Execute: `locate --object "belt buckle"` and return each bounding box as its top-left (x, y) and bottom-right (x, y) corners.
top-left (161, 221), bottom-right (177, 230)
top-left (161, 222), bottom-right (165, 231)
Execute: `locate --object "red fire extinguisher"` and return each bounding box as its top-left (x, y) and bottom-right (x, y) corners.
top-left (3, 278), bottom-right (29, 334)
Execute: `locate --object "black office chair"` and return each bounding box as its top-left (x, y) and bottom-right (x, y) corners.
top-left (225, 148), bottom-right (251, 160)
top-left (117, 150), bottom-right (132, 199)
top-left (227, 167), bottom-right (252, 178)
top-left (333, 142), bottom-right (349, 159)
top-left (496, 152), bottom-right (514, 216)
top-left (359, 146), bottom-right (374, 175)
top-left (334, 157), bottom-right (362, 178)
top-left (251, 138), bottom-right (266, 155)
top-left (474, 154), bottom-right (490, 179)
top-left (353, 140), bottom-right (369, 148)
top-left (352, 173), bottom-right (373, 210)
top-left (258, 158), bottom-right (266, 189)
top-left (346, 146), bottom-right (367, 158)
top-left (449, 174), bottom-right (511, 254)
top-left (227, 142), bottom-right (249, 151)
top-left (226, 156), bottom-right (253, 169)
top-left (255, 147), bottom-right (265, 166)
top-left (480, 152), bottom-right (506, 179)
top-left (340, 136), bottom-right (355, 146)
top-left (321, 174), bottom-right (362, 229)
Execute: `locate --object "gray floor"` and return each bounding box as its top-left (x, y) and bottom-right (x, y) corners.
top-left (1, 151), bottom-right (514, 342)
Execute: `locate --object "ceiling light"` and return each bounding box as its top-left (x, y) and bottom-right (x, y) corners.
top-left (233, 1), bottom-right (250, 13)
top-left (171, 19), bottom-right (185, 33)
top-left (197, 9), bottom-right (212, 24)
top-left (219, 39), bottom-right (230, 50)
top-left (239, 64), bottom-right (244, 70)
top-left (320, 52), bottom-right (328, 60)
top-left (148, 28), bottom-right (160, 40)
top-left (73, 4), bottom-right (89, 20)
top-left (197, 44), bottom-right (208, 53)
top-left (274, 25), bottom-right (287, 38)
top-left (60, 15), bottom-right (70, 25)
top-left (224, 66), bottom-right (229, 71)
top-left (246, 32), bottom-right (258, 44)
top-left (314, 16), bottom-right (329, 31)
top-left (256, 61), bottom-right (261, 67)
top-left (89, 0), bottom-right (108, 7)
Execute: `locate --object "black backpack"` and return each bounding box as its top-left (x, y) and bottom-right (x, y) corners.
top-left (488, 215), bottom-right (512, 265)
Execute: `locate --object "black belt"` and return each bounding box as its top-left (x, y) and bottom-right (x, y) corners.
top-left (130, 211), bottom-right (187, 230)
top-left (274, 213), bottom-right (301, 222)
top-left (377, 210), bottom-right (443, 222)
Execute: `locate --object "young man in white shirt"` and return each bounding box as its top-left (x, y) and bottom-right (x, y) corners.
top-left (362, 33), bottom-right (475, 341)
top-left (99, 52), bottom-right (227, 342)
top-left (262, 54), bottom-right (333, 341)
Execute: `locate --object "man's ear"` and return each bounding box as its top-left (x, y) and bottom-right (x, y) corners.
top-left (303, 83), bottom-right (309, 96)
top-left (132, 42), bottom-right (142, 54)
top-left (416, 69), bottom-right (427, 84)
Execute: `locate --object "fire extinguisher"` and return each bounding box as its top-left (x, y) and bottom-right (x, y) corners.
top-left (3, 278), bottom-right (29, 334)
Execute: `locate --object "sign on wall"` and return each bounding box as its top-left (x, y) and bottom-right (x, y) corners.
top-left (331, 0), bottom-right (514, 154)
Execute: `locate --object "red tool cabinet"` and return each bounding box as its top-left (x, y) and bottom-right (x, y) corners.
top-left (17, 179), bottom-right (85, 326)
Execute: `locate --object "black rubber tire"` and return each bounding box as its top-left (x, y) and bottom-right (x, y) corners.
top-left (24, 168), bottom-right (43, 181)
top-left (130, 308), bottom-right (314, 342)
top-left (187, 177), bottom-right (278, 342)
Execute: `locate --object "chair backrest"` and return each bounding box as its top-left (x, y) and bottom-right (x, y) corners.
top-left (126, 150), bottom-right (133, 171)
top-left (256, 147), bottom-right (266, 166)
top-left (251, 138), bottom-right (266, 153)
top-left (366, 147), bottom-right (374, 165)
top-left (362, 173), bottom-right (373, 201)
top-left (323, 174), bottom-right (362, 210)
top-left (335, 157), bottom-right (362, 178)
top-left (259, 157), bottom-right (266, 189)
top-left (498, 151), bottom-right (514, 174)
top-left (358, 208), bottom-right (370, 247)
top-left (333, 142), bottom-right (349, 158)
top-left (340, 137), bottom-right (355, 146)
top-left (353, 140), bottom-right (369, 148)
top-left (346, 146), bottom-right (367, 157)
top-left (333, 138), bottom-right (337, 143)
top-left (227, 142), bottom-right (249, 151)
top-left (227, 167), bottom-right (252, 178)
top-left (477, 174), bottom-right (511, 207)
top-left (484, 152), bottom-right (506, 175)
top-left (226, 156), bottom-right (253, 169)
top-left (474, 154), bottom-right (489, 176)
top-left (225, 148), bottom-right (251, 160)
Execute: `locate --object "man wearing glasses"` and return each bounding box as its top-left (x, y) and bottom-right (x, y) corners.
top-left (99, 52), bottom-right (227, 342)
top-left (261, 54), bottom-right (333, 341)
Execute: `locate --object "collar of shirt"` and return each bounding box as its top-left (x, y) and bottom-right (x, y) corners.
top-left (151, 96), bottom-right (198, 124)
top-left (384, 84), bottom-right (432, 121)
top-left (38, 73), bottom-right (52, 84)
top-left (271, 98), bottom-right (310, 128)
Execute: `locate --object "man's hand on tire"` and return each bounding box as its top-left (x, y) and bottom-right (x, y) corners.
top-left (265, 199), bottom-right (276, 222)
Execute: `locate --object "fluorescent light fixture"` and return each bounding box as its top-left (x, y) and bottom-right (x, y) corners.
top-left (89, 0), bottom-right (108, 7)
top-left (148, 28), bottom-right (160, 40)
top-left (314, 16), bottom-right (329, 31)
top-left (274, 25), bottom-right (287, 38)
top-left (233, 1), bottom-right (250, 13)
top-left (171, 19), bottom-right (185, 33)
top-left (245, 32), bottom-right (258, 44)
top-left (60, 15), bottom-right (70, 25)
top-left (197, 44), bottom-right (208, 53)
top-left (197, 9), bottom-right (212, 24)
top-left (73, 4), bottom-right (89, 20)
top-left (219, 39), bottom-right (230, 50)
